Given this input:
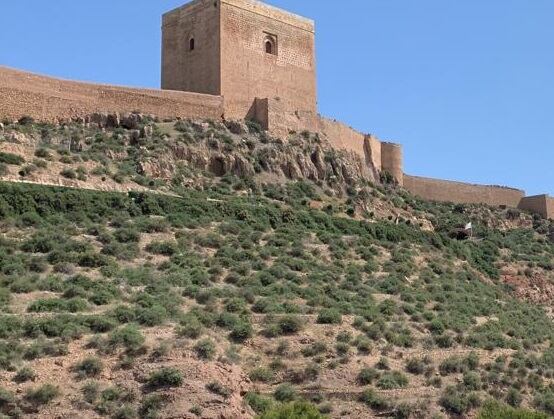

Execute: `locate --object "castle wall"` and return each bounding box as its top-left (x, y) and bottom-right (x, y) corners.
top-left (219, 0), bottom-right (317, 119)
top-left (162, 0), bottom-right (221, 96)
top-left (404, 175), bottom-right (525, 208)
top-left (0, 66), bottom-right (224, 123)
top-left (518, 195), bottom-right (554, 219)
top-left (252, 97), bottom-right (406, 182)
top-left (381, 142), bottom-right (404, 186)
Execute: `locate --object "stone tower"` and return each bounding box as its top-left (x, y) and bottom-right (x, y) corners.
top-left (161, 0), bottom-right (317, 119)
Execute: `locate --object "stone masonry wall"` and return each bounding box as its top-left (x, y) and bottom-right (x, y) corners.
top-left (162, 0), bottom-right (221, 96)
top-left (219, 0), bottom-right (317, 119)
top-left (519, 195), bottom-right (554, 219)
top-left (0, 66), bottom-right (224, 123)
top-left (251, 97), bottom-right (403, 183)
top-left (404, 175), bottom-right (525, 208)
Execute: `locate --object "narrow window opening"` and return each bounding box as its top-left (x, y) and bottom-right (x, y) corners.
top-left (189, 38), bottom-right (195, 51)
top-left (264, 34), bottom-right (277, 56)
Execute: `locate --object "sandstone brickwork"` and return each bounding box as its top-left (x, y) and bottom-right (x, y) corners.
top-left (162, 0), bottom-right (317, 119)
top-left (248, 97), bottom-right (402, 184)
top-left (519, 195), bottom-right (554, 220)
top-left (404, 175), bottom-right (525, 208)
top-left (0, 66), bottom-right (224, 123)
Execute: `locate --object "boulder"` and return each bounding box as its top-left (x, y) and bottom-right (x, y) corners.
top-left (121, 113), bottom-right (141, 130)
top-left (129, 130), bottom-right (141, 144)
top-left (90, 113), bottom-right (109, 128)
top-left (224, 120), bottom-right (248, 135)
top-left (141, 125), bottom-right (153, 139)
top-left (0, 122), bottom-right (4, 133)
top-left (106, 113), bottom-right (120, 128)
top-left (70, 137), bottom-right (83, 152)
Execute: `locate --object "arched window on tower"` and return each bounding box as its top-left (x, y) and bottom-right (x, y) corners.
top-left (264, 34), bottom-right (277, 56)
top-left (189, 38), bottom-right (195, 51)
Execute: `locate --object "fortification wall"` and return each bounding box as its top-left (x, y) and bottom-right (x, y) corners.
top-left (519, 195), bottom-right (554, 219)
top-left (253, 97), bottom-right (405, 181)
top-left (0, 66), bottom-right (224, 123)
top-left (404, 175), bottom-right (525, 208)
top-left (219, 0), bottom-right (316, 119)
top-left (162, 0), bottom-right (221, 96)
top-left (381, 142), bottom-right (404, 185)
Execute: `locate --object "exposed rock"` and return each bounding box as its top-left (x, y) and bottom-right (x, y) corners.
top-left (121, 113), bottom-right (141, 130)
top-left (106, 113), bottom-right (120, 128)
top-left (90, 112), bottom-right (108, 128)
top-left (0, 122), bottom-right (4, 133)
top-left (129, 130), bottom-right (141, 144)
top-left (141, 125), bottom-right (153, 139)
top-left (225, 120), bottom-right (248, 135)
top-left (549, 228), bottom-right (554, 243)
top-left (70, 137), bottom-right (83, 152)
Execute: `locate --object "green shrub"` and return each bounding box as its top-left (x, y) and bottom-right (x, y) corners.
top-left (147, 367), bottom-right (183, 389)
top-left (13, 366), bottom-right (36, 383)
top-left (273, 383), bottom-right (296, 402)
top-left (358, 387), bottom-right (389, 410)
top-left (478, 401), bottom-right (548, 419)
top-left (60, 168), bottom-right (77, 179)
top-left (206, 381), bottom-right (232, 398)
top-left (357, 367), bottom-right (379, 385)
top-left (440, 386), bottom-right (480, 415)
top-left (376, 371), bottom-right (409, 389)
top-left (245, 392), bottom-right (274, 414)
top-left (0, 152), bottom-right (24, 165)
top-left (316, 308), bottom-right (342, 324)
top-left (249, 367), bottom-right (274, 383)
top-left (35, 148), bottom-right (52, 159)
top-left (25, 383), bottom-right (60, 405)
top-left (229, 320), bottom-right (253, 343)
top-left (73, 357), bottom-right (103, 378)
top-left (257, 401), bottom-right (324, 419)
top-left (108, 325), bottom-right (145, 352)
top-left (405, 357), bottom-right (427, 375)
top-left (139, 394), bottom-right (165, 419)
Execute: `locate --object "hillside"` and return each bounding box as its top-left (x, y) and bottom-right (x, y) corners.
top-left (0, 117), bottom-right (554, 418)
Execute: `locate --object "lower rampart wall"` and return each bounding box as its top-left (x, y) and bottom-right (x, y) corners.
top-left (254, 97), bottom-right (404, 184)
top-left (404, 175), bottom-right (525, 208)
top-left (519, 195), bottom-right (554, 219)
top-left (0, 66), bottom-right (224, 123)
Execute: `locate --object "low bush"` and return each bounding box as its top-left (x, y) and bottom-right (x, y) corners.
top-left (357, 367), bottom-right (380, 385)
top-left (25, 383), bottom-right (60, 405)
top-left (73, 357), bottom-right (103, 379)
top-left (205, 381), bottom-right (232, 398)
top-left (0, 152), bottom-right (24, 165)
top-left (13, 366), bottom-right (36, 383)
top-left (273, 383), bottom-right (296, 402)
top-left (478, 401), bottom-right (548, 419)
top-left (359, 387), bottom-right (390, 410)
top-left (376, 371), bottom-right (409, 389)
top-left (316, 308), bottom-right (342, 324)
top-left (147, 367), bottom-right (183, 389)
top-left (257, 401), bottom-right (324, 419)
top-left (194, 338), bottom-right (216, 360)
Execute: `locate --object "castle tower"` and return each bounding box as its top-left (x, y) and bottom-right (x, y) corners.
top-left (162, 0), bottom-right (317, 119)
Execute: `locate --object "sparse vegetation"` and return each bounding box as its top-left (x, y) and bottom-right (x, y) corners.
top-left (0, 118), bottom-right (552, 418)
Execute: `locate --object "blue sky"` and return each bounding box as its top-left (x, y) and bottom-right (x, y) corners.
top-left (1, 0), bottom-right (552, 195)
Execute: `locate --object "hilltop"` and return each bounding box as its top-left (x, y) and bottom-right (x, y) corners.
top-left (0, 117), bottom-right (553, 418)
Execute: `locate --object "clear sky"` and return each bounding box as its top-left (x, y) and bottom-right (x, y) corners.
top-left (1, 0), bottom-right (552, 195)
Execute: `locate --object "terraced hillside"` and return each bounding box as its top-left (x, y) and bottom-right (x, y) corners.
top-left (0, 117), bottom-right (553, 418)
